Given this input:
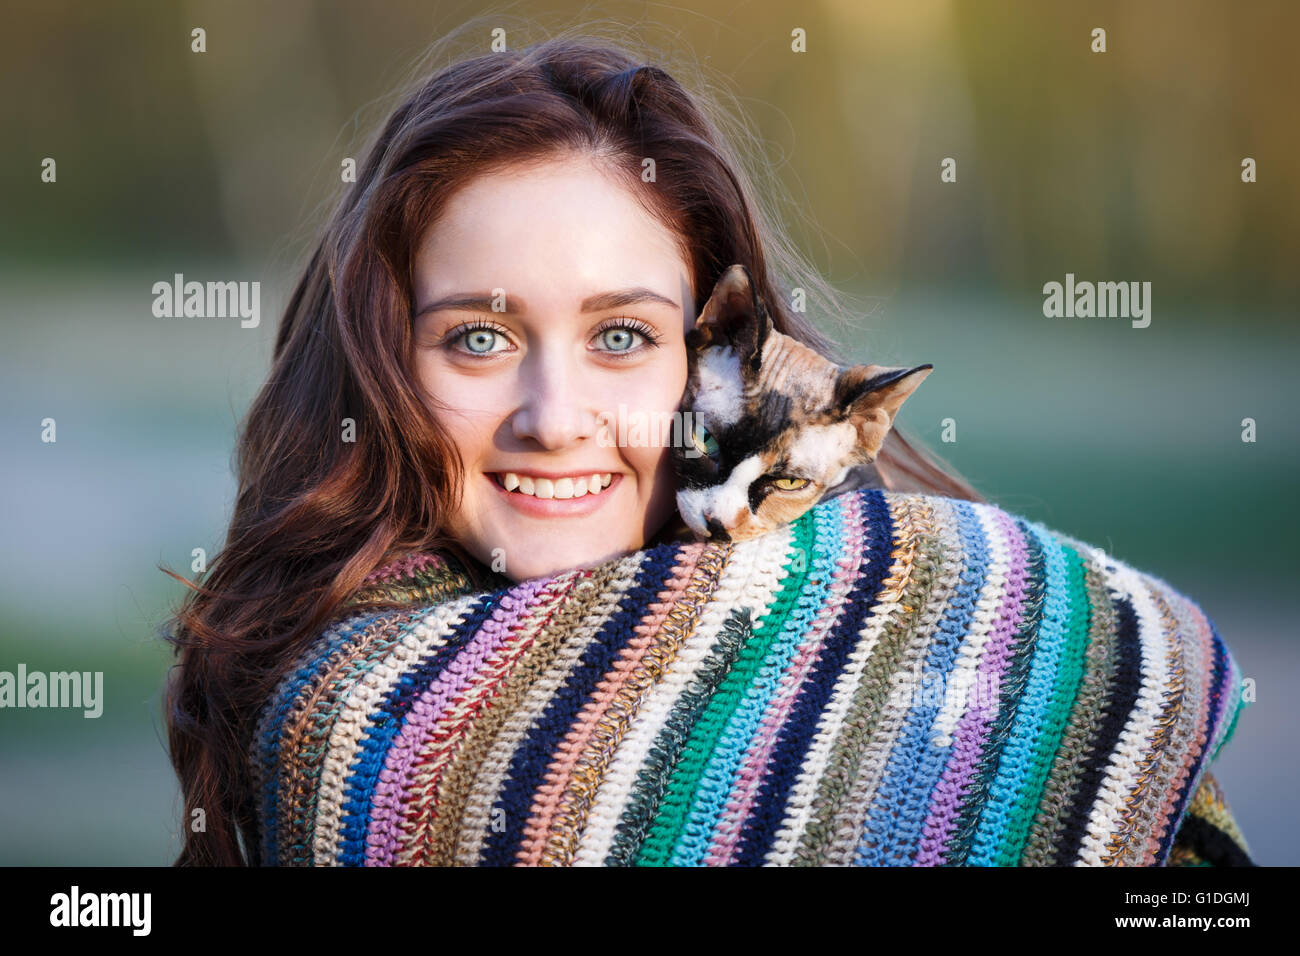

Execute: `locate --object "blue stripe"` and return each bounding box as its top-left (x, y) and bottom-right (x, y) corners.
top-left (479, 544), bottom-right (682, 865)
top-left (255, 608), bottom-right (391, 865)
top-left (855, 498), bottom-right (987, 865)
top-left (965, 521), bottom-right (1071, 865)
top-left (671, 496), bottom-right (845, 865)
top-left (334, 594), bottom-right (500, 865)
top-left (731, 488), bottom-right (895, 864)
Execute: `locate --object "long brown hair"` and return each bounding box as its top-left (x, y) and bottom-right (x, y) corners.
top-left (160, 22), bottom-right (983, 867)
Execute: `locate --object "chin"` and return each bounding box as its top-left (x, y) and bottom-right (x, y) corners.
top-left (504, 538), bottom-right (630, 581)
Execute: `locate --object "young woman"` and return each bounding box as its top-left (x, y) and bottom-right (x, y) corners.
top-left (162, 31), bottom-right (1250, 867)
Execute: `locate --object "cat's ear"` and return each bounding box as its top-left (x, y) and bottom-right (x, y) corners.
top-left (833, 363), bottom-right (933, 459)
top-left (689, 264), bottom-right (772, 371)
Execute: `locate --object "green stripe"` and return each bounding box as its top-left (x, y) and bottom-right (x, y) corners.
top-left (1022, 549), bottom-right (1119, 864)
top-left (797, 517), bottom-right (950, 864)
top-left (943, 523), bottom-right (1047, 864)
top-left (605, 605), bottom-right (754, 865)
top-left (1211, 653), bottom-right (1246, 762)
top-left (997, 541), bottom-right (1092, 865)
top-left (634, 510), bottom-right (815, 865)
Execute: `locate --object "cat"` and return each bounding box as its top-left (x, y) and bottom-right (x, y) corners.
top-left (670, 264), bottom-right (932, 543)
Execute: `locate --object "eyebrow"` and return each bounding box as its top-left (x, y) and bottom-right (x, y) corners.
top-left (413, 287), bottom-right (680, 320)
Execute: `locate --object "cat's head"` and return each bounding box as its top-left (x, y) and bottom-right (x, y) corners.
top-left (672, 264), bottom-right (932, 542)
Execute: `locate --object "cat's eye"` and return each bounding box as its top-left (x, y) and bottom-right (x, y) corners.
top-left (770, 476), bottom-right (811, 491)
top-left (689, 422), bottom-right (719, 458)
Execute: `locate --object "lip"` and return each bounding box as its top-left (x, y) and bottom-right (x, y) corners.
top-left (486, 471), bottom-right (621, 518)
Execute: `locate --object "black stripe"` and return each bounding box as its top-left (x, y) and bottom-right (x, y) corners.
top-left (1054, 593), bottom-right (1145, 863)
top-left (943, 523), bottom-right (1047, 863)
top-left (1171, 814), bottom-right (1257, 867)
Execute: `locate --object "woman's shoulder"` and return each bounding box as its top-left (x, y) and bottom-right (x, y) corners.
top-left (828, 486), bottom-right (1221, 635)
top-left (249, 485), bottom-right (1251, 865)
top-left (793, 485), bottom-right (1253, 862)
top-left (828, 484), bottom-right (1249, 748)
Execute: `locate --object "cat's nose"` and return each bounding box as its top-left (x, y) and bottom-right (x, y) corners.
top-left (704, 516), bottom-right (731, 541)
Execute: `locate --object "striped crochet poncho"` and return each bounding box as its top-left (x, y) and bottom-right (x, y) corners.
top-left (250, 487), bottom-right (1253, 866)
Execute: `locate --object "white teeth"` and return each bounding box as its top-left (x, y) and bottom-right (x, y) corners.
top-left (498, 472), bottom-right (614, 499)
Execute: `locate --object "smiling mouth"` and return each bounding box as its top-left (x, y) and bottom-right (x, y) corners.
top-left (489, 472), bottom-right (614, 500)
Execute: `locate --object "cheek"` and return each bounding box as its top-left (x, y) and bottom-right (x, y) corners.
top-left (418, 367), bottom-right (503, 456)
top-left (619, 346), bottom-right (686, 405)
top-left (604, 349), bottom-right (686, 489)
top-left (755, 490), bottom-right (818, 526)
top-left (623, 441), bottom-right (674, 496)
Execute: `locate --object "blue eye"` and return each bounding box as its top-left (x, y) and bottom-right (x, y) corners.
top-left (443, 316), bottom-right (662, 358)
top-left (594, 317), bottom-right (662, 356)
top-left (448, 321), bottom-right (512, 355)
top-left (464, 329), bottom-right (502, 353)
top-left (599, 327), bottom-right (640, 351)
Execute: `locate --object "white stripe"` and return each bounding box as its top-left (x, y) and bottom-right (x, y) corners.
top-left (1074, 559), bottom-right (1169, 866)
top-left (572, 524), bottom-right (793, 865)
top-left (708, 495), bottom-right (860, 860)
top-left (820, 496), bottom-right (966, 864)
top-left (1128, 576), bottom-right (1202, 863)
top-left (451, 566), bottom-right (632, 865)
top-left (765, 492), bottom-right (932, 864)
top-left (929, 501), bottom-right (1011, 746)
top-left (312, 600), bottom-right (471, 865)
top-left (251, 613), bottom-right (363, 812)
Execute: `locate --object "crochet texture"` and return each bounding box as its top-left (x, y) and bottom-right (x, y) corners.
top-left (250, 487), bottom-right (1253, 866)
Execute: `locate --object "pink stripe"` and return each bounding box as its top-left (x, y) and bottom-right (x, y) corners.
top-left (704, 493), bottom-right (865, 864)
top-left (518, 548), bottom-right (704, 866)
top-left (1159, 596), bottom-right (1234, 856)
top-left (1206, 615), bottom-right (1240, 762)
top-left (363, 579), bottom-right (549, 865)
top-left (1142, 585), bottom-right (1205, 858)
top-left (364, 551), bottom-right (448, 584)
top-left (914, 508), bottom-right (1028, 865)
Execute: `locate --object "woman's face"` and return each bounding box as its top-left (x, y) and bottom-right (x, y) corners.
top-left (412, 152), bottom-right (695, 582)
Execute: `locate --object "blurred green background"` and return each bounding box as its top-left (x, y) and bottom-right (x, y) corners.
top-left (2, 0), bottom-right (1296, 865)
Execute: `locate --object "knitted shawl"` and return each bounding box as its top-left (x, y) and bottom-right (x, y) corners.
top-left (250, 487), bottom-right (1253, 866)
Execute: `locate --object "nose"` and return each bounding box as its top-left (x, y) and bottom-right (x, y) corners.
top-left (704, 516), bottom-right (730, 541)
top-left (510, 353), bottom-right (597, 449)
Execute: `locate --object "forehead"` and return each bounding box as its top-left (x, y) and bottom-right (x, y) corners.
top-left (412, 155), bottom-right (694, 315)
top-left (781, 421), bottom-right (858, 471)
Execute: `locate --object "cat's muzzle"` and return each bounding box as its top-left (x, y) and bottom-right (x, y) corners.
top-left (704, 517), bottom-right (731, 541)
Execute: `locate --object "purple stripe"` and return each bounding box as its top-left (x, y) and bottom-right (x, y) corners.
top-left (363, 579), bottom-right (548, 865)
top-left (914, 508), bottom-right (1029, 865)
